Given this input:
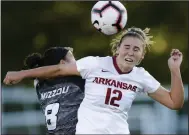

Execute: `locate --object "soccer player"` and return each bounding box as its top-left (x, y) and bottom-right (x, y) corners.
top-left (11, 47), bottom-right (85, 135)
top-left (4, 27), bottom-right (184, 134)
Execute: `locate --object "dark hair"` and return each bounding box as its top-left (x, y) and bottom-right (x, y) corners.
top-left (24, 47), bottom-right (73, 69)
top-left (24, 53), bottom-right (42, 69)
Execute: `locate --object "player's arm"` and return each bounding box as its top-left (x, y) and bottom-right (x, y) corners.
top-left (149, 82), bottom-right (184, 110)
top-left (4, 56), bottom-right (97, 85)
top-left (3, 63), bottom-right (80, 85)
top-left (148, 49), bottom-right (184, 110)
top-left (22, 62), bottom-right (80, 78)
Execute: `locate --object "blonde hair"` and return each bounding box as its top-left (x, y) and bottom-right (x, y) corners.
top-left (110, 27), bottom-right (155, 56)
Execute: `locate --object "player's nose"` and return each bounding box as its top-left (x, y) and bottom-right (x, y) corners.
top-left (127, 50), bottom-right (134, 56)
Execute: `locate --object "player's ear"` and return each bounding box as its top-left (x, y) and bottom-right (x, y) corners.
top-left (141, 49), bottom-right (146, 59)
top-left (137, 55), bottom-right (144, 65)
top-left (140, 53), bottom-right (145, 61)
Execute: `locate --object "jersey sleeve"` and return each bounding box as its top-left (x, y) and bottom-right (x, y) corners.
top-left (76, 56), bottom-right (99, 79)
top-left (142, 69), bottom-right (161, 93)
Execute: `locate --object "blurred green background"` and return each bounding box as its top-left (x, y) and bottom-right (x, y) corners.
top-left (1, 1), bottom-right (188, 135)
top-left (2, 1), bottom-right (188, 85)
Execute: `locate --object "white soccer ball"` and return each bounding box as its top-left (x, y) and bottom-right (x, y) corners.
top-left (91, 1), bottom-right (127, 35)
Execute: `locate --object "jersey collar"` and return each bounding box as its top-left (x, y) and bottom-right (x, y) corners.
top-left (112, 56), bottom-right (133, 74)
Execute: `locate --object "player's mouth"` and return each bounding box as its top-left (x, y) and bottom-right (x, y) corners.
top-left (125, 58), bottom-right (133, 63)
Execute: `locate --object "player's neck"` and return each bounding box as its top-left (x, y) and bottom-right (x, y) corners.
top-left (116, 57), bottom-right (133, 73)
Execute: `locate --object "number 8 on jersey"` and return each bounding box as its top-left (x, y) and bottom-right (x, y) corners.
top-left (45, 103), bottom-right (60, 130)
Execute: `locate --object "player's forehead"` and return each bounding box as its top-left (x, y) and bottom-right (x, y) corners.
top-left (120, 36), bottom-right (143, 48)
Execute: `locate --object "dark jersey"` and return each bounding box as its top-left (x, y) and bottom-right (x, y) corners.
top-left (34, 76), bottom-right (85, 135)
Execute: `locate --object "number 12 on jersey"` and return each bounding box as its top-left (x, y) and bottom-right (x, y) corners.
top-left (105, 88), bottom-right (122, 107)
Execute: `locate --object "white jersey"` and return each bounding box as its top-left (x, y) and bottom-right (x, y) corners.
top-left (76, 56), bottom-right (160, 134)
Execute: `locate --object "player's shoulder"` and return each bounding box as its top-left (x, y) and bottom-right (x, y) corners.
top-left (133, 66), bottom-right (149, 75)
top-left (78, 56), bottom-right (99, 62)
top-left (82, 56), bottom-right (111, 60)
top-left (79, 56), bottom-right (112, 64)
top-left (96, 56), bottom-right (112, 61)
top-left (133, 66), bottom-right (153, 78)
top-left (95, 56), bottom-right (113, 66)
top-left (134, 66), bottom-right (145, 72)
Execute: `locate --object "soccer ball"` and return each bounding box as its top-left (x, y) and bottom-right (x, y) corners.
top-left (91, 1), bottom-right (127, 35)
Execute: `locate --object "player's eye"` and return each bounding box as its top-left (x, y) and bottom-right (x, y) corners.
top-left (134, 47), bottom-right (140, 52)
top-left (134, 49), bottom-right (139, 52)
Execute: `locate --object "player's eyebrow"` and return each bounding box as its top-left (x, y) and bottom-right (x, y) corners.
top-left (124, 45), bottom-right (130, 47)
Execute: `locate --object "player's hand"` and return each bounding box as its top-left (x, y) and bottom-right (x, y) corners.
top-left (3, 71), bottom-right (24, 85)
top-left (168, 49), bottom-right (183, 72)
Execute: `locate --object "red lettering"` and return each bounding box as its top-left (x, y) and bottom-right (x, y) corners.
top-left (127, 84), bottom-right (133, 90)
top-left (105, 78), bottom-right (112, 86)
top-left (105, 88), bottom-right (111, 105)
top-left (93, 77), bottom-right (99, 83)
top-left (99, 78), bottom-right (105, 84)
top-left (111, 80), bottom-right (117, 87)
top-left (105, 88), bottom-right (122, 107)
top-left (132, 86), bottom-right (137, 92)
top-left (122, 83), bottom-right (127, 89)
top-left (93, 77), bottom-right (137, 93)
top-left (117, 81), bottom-right (123, 89)
top-left (110, 90), bottom-right (122, 107)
